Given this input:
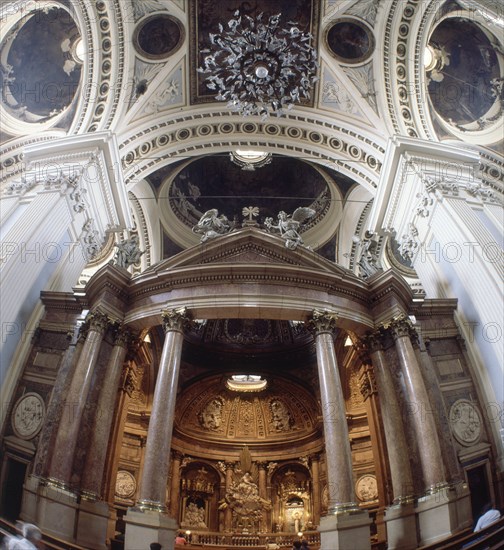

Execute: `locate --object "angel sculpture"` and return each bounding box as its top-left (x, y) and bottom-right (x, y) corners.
top-left (264, 207), bottom-right (316, 250)
top-left (192, 209), bottom-right (232, 243)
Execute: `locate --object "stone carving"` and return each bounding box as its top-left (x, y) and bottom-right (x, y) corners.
top-left (355, 474), bottom-right (378, 502)
top-left (398, 222), bottom-right (419, 261)
top-left (219, 446), bottom-right (272, 532)
top-left (242, 206), bottom-right (260, 226)
top-left (198, 397), bottom-right (224, 430)
top-left (11, 392), bottom-right (45, 440)
top-left (307, 309), bottom-right (338, 335)
top-left (264, 207), bottom-right (316, 250)
top-left (181, 501), bottom-right (207, 528)
top-left (219, 472), bottom-right (271, 531)
top-left (113, 234), bottom-right (145, 268)
top-left (4, 177), bottom-right (37, 196)
top-left (81, 219), bottom-right (102, 261)
top-left (87, 310), bottom-right (110, 334)
top-left (270, 399), bottom-right (293, 431)
top-left (192, 209), bottom-right (233, 242)
top-left (115, 470), bottom-right (136, 499)
top-left (131, 0), bottom-right (165, 20)
top-left (161, 307), bottom-right (191, 332)
top-left (353, 231), bottom-right (382, 278)
top-left (466, 181), bottom-right (502, 204)
top-left (449, 399), bottom-right (482, 446)
top-left (267, 462), bottom-right (278, 476)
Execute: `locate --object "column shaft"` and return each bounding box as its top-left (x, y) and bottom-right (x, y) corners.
top-left (391, 320), bottom-right (446, 491)
top-left (366, 337), bottom-right (414, 502)
top-left (48, 311), bottom-right (109, 485)
top-left (137, 308), bottom-right (188, 511)
top-left (311, 455), bottom-right (321, 526)
top-left (169, 453), bottom-right (183, 517)
top-left (225, 464), bottom-right (234, 531)
top-left (81, 327), bottom-right (131, 497)
top-left (308, 310), bottom-right (357, 512)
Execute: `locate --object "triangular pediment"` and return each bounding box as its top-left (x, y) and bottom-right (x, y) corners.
top-left (145, 228), bottom-right (354, 278)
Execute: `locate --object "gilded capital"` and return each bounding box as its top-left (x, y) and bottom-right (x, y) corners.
top-left (161, 307), bottom-right (191, 333)
top-left (307, 309), bottom-right (338, 335)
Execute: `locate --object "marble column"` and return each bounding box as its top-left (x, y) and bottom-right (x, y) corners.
top-left (361, 332), bottom-right (418, 550)
top-left (388, 317), bottom-right (446, 492)
top-left (224, 462), bottom-right (234, 532)
top-left (308, 310), bottom-right (371, 550)
top-left (48, 310), bottom-right (110, 486)
top-left (361, 332), bottom-right (414, 503)
top-left (310, 454), bottom-right (321, 527)
top-left (169, 452), bottom-right (183, 518)
top-left (137, 307), bottom-right (190, 512)
top-left (80, 325), bottom-right (133, 499)
top-left (307, 310), bottom-right (357, 512)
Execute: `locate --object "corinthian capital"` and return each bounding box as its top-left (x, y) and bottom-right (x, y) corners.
top-left (359, 330), bottom-right (385, 354)
top-left (306, 309), bottom-right (338, 335)
top-left (161, 307), bottom-right (192, 333)
top-left (87, 310), bottom-right (110, 334)
top-left (385, 316), bottom-right (416, 341)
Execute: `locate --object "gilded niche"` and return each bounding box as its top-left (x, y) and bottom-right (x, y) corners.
top-left (175, 375), bottom-right (318, 443)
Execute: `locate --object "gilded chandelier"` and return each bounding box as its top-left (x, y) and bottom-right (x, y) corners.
top-left (198, 11), bottom-right (319, 119)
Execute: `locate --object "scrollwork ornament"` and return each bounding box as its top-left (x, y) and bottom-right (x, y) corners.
top-left (161, 307), bottom-right (191, 333)
top-left (307, 309), bottom-right (338, 336)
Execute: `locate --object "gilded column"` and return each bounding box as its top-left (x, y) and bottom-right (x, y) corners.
top-left (307, 310), bottom-right (358, 513)
top-left (310, 454), bottom-right (321, 526)
top-left (137, 307), bottom-right (190, 512)
top-left (169, 452), bottom-right (183, 518)
top-left (80, 325), bottom-right (133, 499)
top-left (105, 364), bottom-right (138, 503)
top-left (361, 331), bottom-right (414, 503)
top-left (48, 310), bottom-right (110, 486)
top-left (224, 462), bottom-right (234, 531)
top-left (388, 317), bottom-right (446, 492)
top-left (258, 462), bottom-right (268, 531)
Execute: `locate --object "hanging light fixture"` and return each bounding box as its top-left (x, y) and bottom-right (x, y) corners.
top-left (198, 11), bottom-right (319, 119)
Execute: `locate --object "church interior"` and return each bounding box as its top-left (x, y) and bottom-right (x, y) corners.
top-left (0, 0), bottom-right (503, 549)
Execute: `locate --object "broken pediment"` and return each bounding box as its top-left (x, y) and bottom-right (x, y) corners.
top-left (146, 227), bottom-right (354, 278)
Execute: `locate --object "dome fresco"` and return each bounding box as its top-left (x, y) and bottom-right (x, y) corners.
top-left (1, 7), bottom-right (82, 121)
top-left (427, 18), bottom-right (501, 127)
top-left (165, 155), bottom-right (353, 229)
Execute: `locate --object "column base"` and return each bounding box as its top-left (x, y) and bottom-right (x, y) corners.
top-left (25, 477), bottom-right (79, 540)
top-left (384, 502), bottom-right (418, 550)
top-left (125, 508), bottom-right (178, 550)
top-left (416, 484), bottom-right (472, 546)
top-left (76, 499), bottom-right (110, 549)
top-left (319, 510), bottom-right (372, 550)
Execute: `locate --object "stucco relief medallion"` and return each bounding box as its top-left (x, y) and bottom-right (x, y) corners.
top-left (356, 474), bottom-right (378, 502)
top-left (449, 399), bottom-right (482, 446)
top-left (11, 392), bottom-right (45, 440)
top-left (115, 470), bottom-right (137, 499)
